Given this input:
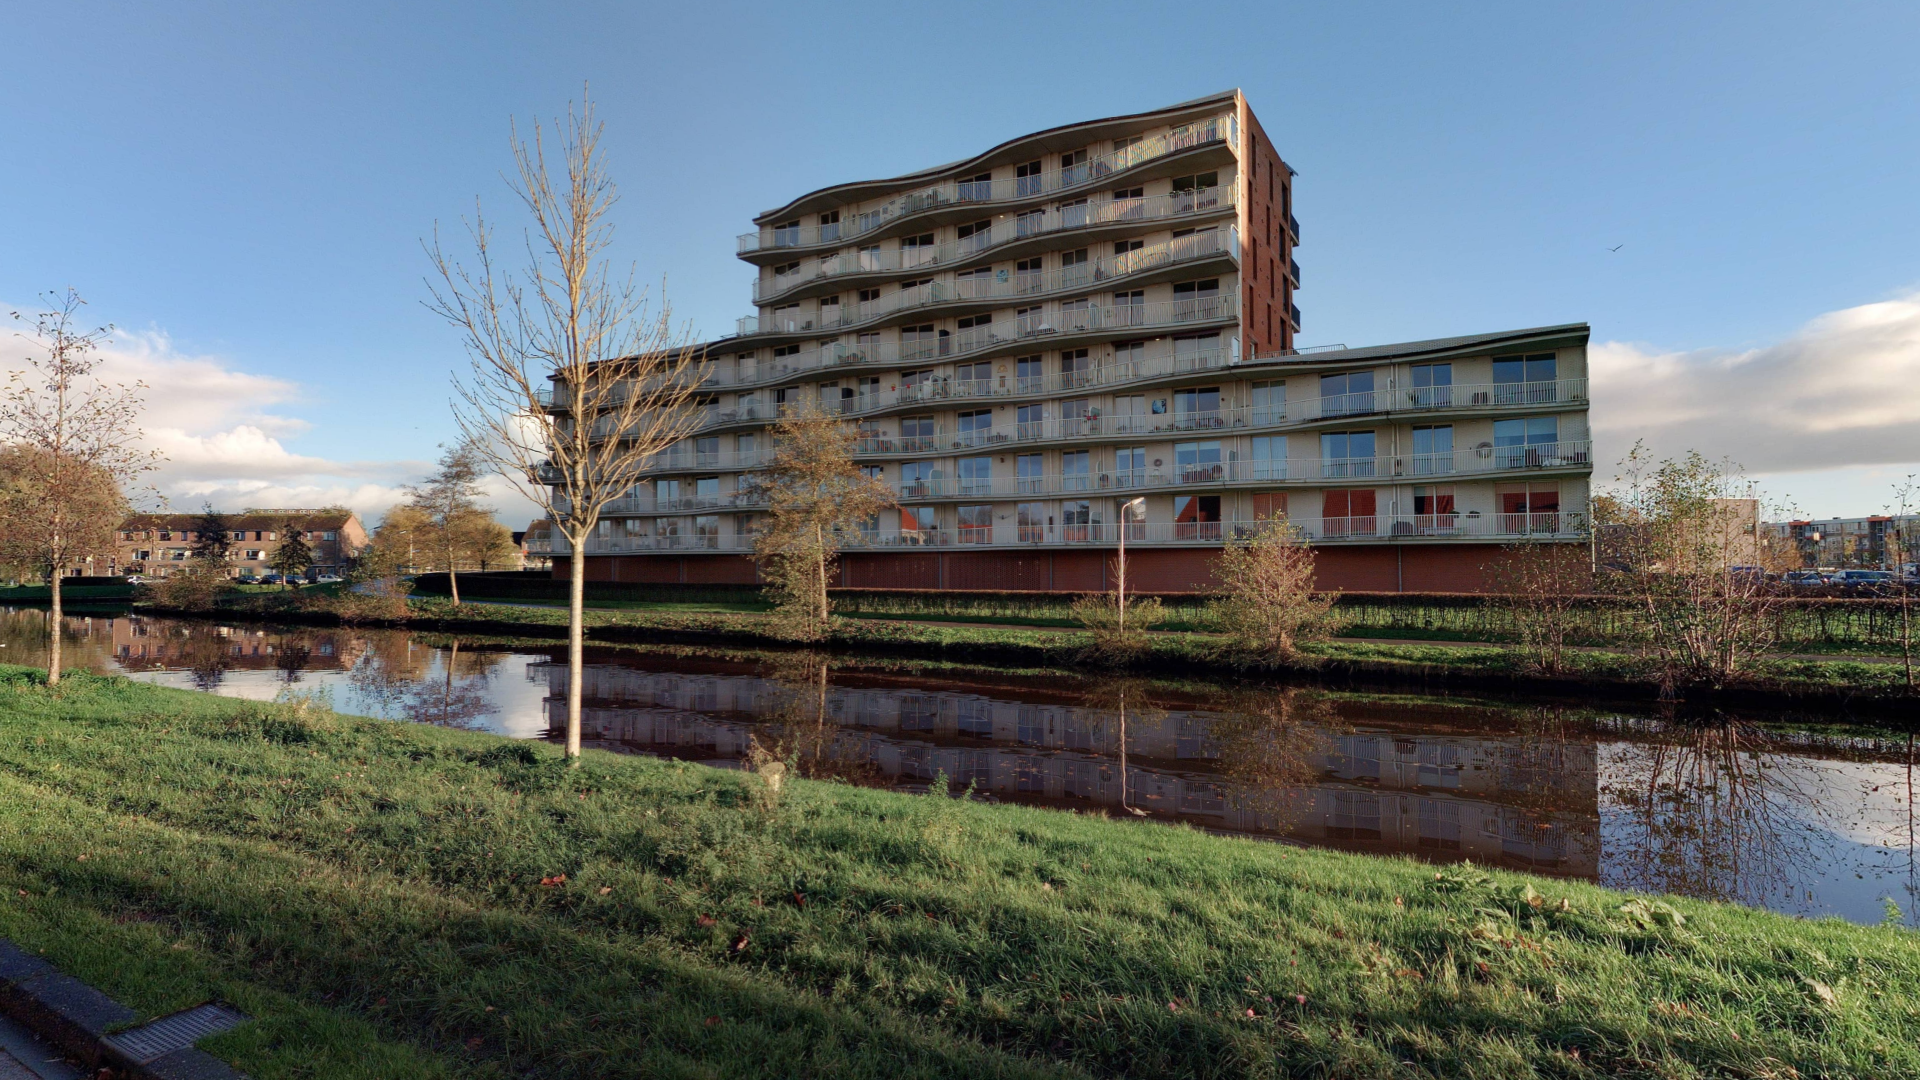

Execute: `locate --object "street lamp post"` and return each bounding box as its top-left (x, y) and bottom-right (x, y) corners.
top-left (1116, 496), bottom-right (1146, 636)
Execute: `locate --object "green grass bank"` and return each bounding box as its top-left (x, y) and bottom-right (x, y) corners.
top-left (1, 667), bottom-right (1918, 1078)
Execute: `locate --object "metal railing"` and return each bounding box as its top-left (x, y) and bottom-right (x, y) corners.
top-left (739, 114), bottom-right (1235, 254)
top-left (552, 513), bottom-right (1589, 555)
top-left (598, 442), bottom-right (1592, 517)
top-left (751, 192), bottom-right (1238, 303)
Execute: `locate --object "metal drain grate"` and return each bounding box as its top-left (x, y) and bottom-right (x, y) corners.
top-left (103, 1003), bottom-right (248, 1064)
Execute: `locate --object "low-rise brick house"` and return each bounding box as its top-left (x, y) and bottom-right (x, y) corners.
top-left (116, 509), bottom-right (369, 579)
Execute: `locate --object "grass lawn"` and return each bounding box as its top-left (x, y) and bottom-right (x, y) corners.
top-left (1, 667), bottom-right (1917, 1078)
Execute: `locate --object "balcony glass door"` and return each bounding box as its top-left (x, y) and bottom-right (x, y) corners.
top-left (1411, 425), bottom-right (1454, 475)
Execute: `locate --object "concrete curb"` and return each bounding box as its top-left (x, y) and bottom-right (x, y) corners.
top-left (0, 941), bottom-right (248, 1080)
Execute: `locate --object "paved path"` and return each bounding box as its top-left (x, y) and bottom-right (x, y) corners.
top-left (0, 1015), bottom-right (82, 1080)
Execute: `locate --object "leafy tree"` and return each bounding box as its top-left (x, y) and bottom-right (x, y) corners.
top-left (269, 521), bottom-right (314, 588)
top-left (402, 439), bottom-right (495, 604)
top-left (190, 503), bottom-right (232, 567)
top-left (0, 290), bottom-right (157, 683)
top-left (748, 400), bottom-right (894, 640)
top-left (1208, 517), bottom-right (1339, 662)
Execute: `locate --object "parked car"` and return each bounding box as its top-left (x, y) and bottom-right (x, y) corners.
top-left (259, 573), bottom-right (284, 585)
top-left (313, 574), bottom-right (342, 584)
top-left (1831, 569), bottom-right (1899, 595)
top-left (1783, 570), bottom-right (1829, 588)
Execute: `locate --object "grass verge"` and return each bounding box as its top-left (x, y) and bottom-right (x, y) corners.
top-left (1, 667), bottom-right (1918, 1078)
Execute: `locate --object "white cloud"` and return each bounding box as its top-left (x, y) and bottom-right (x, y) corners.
top-left (2, 313), bottom-right (541, 528)
top-left (1591, 293), bottom-right (1920, 477)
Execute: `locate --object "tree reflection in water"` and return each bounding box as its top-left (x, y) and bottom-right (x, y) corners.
top-left (1600, 716), bottom-right (1884, 913)
top-left (747, 653), bottom-right (881, 786)
top-left (1205, 687), bottom-right (1343, 830)
top-left (347, 637), bottom-right (496, 730)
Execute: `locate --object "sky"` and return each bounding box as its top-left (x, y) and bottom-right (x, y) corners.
top-left (2, 0), bottom-right (1917, 525)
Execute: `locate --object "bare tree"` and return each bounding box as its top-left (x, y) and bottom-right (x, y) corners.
top-left (0, 291), bottom-right (154, 684)
top-left (1207, 517), bottom-right (1338, 662)
top-left (748, 400), bottom-right (894, 641)
top-left (1598, 442), bottom-right (1793, 690)
top-left (1489, 541), bottom-right (1597, 674)
top-left (426, 92), bottom-right (708, 761)
top-left (1888, 475), bottom-right (1917, 693)
top-left (402, 439), bottom-right (497, 605)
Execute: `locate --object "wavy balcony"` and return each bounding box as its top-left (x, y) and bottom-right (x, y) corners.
top-left (742, 219), bottom-right (1237, 340)
top-left (739, 114), bottom-right (1235, 256)
top-left (554, 513), bottom-right (1589, 555)
top-left (751, 189), bottom-right (1237, 305)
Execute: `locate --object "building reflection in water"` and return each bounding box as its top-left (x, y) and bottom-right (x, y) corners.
top-left (538, 660), bottom-right (1603, 880)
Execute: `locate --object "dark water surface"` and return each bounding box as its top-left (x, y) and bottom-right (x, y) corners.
top-left (7, 606), bottom-right (1917, 927)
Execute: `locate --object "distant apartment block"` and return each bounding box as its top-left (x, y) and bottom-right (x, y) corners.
top-left (117, 509), bottom-right (369, 578)
top-left (1767, 514), bottom-right (1920, 569)
top-left (548, 89), bottom-right (1593, 592)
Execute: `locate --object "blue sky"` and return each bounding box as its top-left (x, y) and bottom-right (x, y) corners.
top-left (2, 0), bottom-right (1917, 521)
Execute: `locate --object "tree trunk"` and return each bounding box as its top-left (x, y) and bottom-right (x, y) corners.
top-left (816, 523), bottom-right (829, 625)
top-left (566, 543), bottom-right (585, 762)
top-left (46, 570), bottom-right (62, 686)
top-left (450, 558), bottom-right (462, 606)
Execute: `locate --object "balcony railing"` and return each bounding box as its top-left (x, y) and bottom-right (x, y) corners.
top-left (552, 513), bottom-right (1589, 555)
top-left (709, 295), bottom-right (1238, 406)
top-left (752, 191), bottom-right (1238, 304)
top-left (739, 114), bottom-right (1235, 254)
top-left (602, 442), bottom-right (1593, 518)
top-left (821, 379), bottom-right (1588, 453)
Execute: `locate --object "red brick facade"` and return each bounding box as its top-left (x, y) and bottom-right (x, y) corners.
top-left (1238, 101), bottom-right (1295, 356)
top-left (561, 542), bottom-right (1586, 595)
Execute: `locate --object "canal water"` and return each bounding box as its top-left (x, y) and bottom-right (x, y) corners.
top-left (6, 606), bottom-right (1916, 927)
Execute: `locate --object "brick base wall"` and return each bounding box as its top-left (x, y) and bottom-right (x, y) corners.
top-left (559, 543), bottom-right (1585, 595)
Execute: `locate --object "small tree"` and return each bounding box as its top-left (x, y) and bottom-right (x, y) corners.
top-left (0, 291), bottom-right (155, 684)
top-left (190, 503), bottom-right (232, 569)
top-left (1888, 475), bottom-right (1917, 693)
top-left (749, 400), bottom-right (895, 640)
top-left (269, 521), bottom-right (314, 587)
top-left (403, 439), bottom-right (495, 604)
top-left (1208, 517), bottom-right (1338, 662)
top-left (1598, 442), bottom-right (1791, 690)
top-left (428, 91), bottom-right (709, 761)
top-left (1070, 591), bottom-right (1166, 661)
top-left (1489, 541), bottom-right (1596, 674)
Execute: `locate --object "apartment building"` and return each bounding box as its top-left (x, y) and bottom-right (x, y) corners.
top-left (1766, 514), bottom-right (1920, 569)
top-left (116, 509), bottom-right (369, 579)
top-left (556, 89), bottom-right (1592, 593)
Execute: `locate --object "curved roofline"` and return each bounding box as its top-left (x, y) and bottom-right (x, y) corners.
top-left (1247, 323), bottom-right (1591, 370)
top-left (753, 90), bottom-right (1242, 226)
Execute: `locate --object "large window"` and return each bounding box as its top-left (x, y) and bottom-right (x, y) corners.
top-left (1411, 425), bottom-right (1454, 475)
top-left (1411, 362), bottom-right (1452, 408)
top-left (1492, 353), bottom-right (1558, 404)
top-left (1174, 440), bottom-right (1223, 483)
top-left (1015, 159), bottom-right (1044, 197)
top-left (956, 409), bottom-right (993, 447)
top-left (1017, 502), bottom-right (1048, 543)
top-left (1017, 454), bottom-right (1045, 494)
top-left (1173, 332), bottom-right (1222, 370)
top-left (1014, 355), bottom-right (1044, 393)
top-left (1060, 348), bottom-right (1091, 387)
top-left (1015, 256), bottom-right (1043, 294)
top-left (1120, 496), bottom-right (1146, 540)
top-left (1174, 495), bottom-right (1222, 541)
top-left (1498, 485), bottom-right (1561, 534)
top-left (1414, 485), bottom-right (1457, 533)
top-left (958, 456), bottom-right (993, 497)
top-left (958, 505), bottom-right (993, 543)
top-left (899, 415), bottom-right (936, 452)
top-left (1172, 278), bottom-right (1221, 319)
top-left (1322, 489), bottom-right (1378, 537)
top-left (1173, 386), bottom-right (1220, 430)
top-left (900, 506), bottom-right (936, 537)
top-left (1061, 500), bottom-right (1094, 542)
top-left (955, 361), bottom-right (991, 395)
top-left (1061, 450), bottom-right (1091, 492)
top-left (956, 218), bottom-right (992, 252)
top-left (1114, 446), bottom-right (1147, 488)
top-left (1320, 431), bottom-right (1377, 478)
top-left (1319, 370), bottom-right (1375, 417)
top-left (1016, 403), bottom-right (1045, 440)
top-left (1493, 416), bottom-right (1560, 468)
top-left (901, 233), bottom-right (936, 268)
top-left (899, 460), bottom-right (935, 498)
top-left (1252, 435), bottom-right (1287, 480)
top-left (1251, 380), bottom-right (1285, 425)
